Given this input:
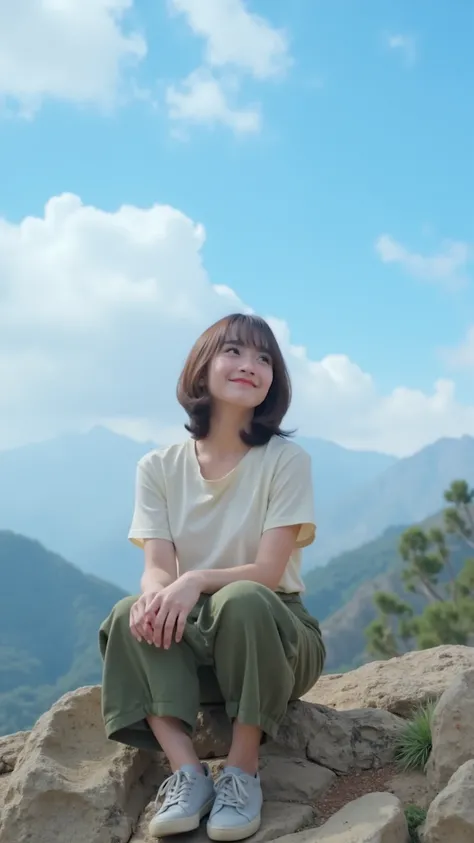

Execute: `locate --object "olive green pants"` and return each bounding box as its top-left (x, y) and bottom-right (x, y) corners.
top-left (99, 581), bottom-right (325, 752)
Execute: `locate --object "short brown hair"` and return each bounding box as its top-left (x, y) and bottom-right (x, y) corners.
top-left (177, 313), bottom-right (293, 446)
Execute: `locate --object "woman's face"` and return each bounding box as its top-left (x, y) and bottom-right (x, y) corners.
top-left (207, 340), bottom-right (274, 410)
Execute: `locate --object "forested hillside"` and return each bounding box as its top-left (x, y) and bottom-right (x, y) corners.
top-left (0, 531), bottom-right (126, 736)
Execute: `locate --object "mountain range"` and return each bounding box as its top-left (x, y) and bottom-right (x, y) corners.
top-left (1, 427), bottom-right (473, 591)
top-left (314, 434), bottom-right (474, 563)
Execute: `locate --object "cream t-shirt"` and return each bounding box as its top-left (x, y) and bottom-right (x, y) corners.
top-left (128, 436), bottom-right (316, 593)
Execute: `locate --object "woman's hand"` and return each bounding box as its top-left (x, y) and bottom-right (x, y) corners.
top-left (150, 573), bottom-right (202, 649)
top-left (129, 591), bottom-right (163, 644)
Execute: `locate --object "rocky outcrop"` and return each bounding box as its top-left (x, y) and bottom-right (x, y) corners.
top-left (421, 760), bottom-right (474, 843)
top-left (0, 684), bottom-right (403, 843)
top-left (426, 668), bottom-right (474, 793)
top-left (305, 645), bottom-right (474, 717)
top-left (3, 646), bottom-right (474, 843)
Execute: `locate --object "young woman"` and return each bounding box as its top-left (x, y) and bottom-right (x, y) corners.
top-left (99, 313), bottom-right (325, 842)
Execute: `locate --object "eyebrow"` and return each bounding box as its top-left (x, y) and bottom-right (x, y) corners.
top-left (222, 338), bottom-right (271, 355)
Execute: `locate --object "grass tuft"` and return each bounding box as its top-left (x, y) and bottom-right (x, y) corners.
top-left (394, 702), bottom-right (435, 772)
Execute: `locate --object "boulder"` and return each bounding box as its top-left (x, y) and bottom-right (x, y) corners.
top-left (273, 793), bottom-right (408, 843)
top-left (258, 756), bottom-right (336, 803)
top-left (266, 701), bottom-right (403, 774)
top-left (421, 760), bottom-right (474, 843)
top-left (0, 686), bottom-right (164, 843)
top-left (304, 646), bottom-right (474, 717)
top-left (426, 668), bottom-right (474, 792)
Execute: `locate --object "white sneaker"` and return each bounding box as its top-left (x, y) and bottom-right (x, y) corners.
top-left (207, 767), bottom-right (263, 842)
top-left (149, 763), bottom-right (215, 837)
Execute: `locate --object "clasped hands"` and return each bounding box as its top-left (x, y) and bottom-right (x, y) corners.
top-left (129, 572), bottom-right (202, 650)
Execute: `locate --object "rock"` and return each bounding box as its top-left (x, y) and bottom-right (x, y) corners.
top-left (272, 793), bottom-right (408, 842)
top-left (386, 770), bottom-right (432, 811)
top-left (130, 800), bottom-right (315, 843)
top-left (421, 760), bottom-right (474, 843)
top-left (267, 701), bottom-right (403, 773)
top-left (259, 756), bottom-right (336, 803)
top-left (426, 668), bottom-right (474, 792)
top-left (193, 706), bottom-right (232, 758)
top-left (305, 646), bottom-right (474, 717)
top-left (0, 732), bottom-right (29, 775)
top-left (0, 686), bottom-right (163, 843)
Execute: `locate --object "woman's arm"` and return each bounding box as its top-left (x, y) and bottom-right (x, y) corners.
top-left (140, 538), bottom-right (178, 593)
top-left (188, 524), bottom-right (300, 594)
top-left (130, 539), bottom-right (178, 643)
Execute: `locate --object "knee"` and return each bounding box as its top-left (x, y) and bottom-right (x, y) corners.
top-left (105, 595), bottom-right (137, 630)
top-left (217, 581), bottom-right (271, 619)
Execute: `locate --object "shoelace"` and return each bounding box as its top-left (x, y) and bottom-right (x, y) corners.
top-left (156, 770), bottom-right (193, 809)
top-left (214, 772), bottom-right (248, 810)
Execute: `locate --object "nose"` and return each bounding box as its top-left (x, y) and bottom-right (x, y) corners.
top-left (238, 354), bottom-right (255, 375)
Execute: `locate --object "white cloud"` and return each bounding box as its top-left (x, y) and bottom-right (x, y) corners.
top-left (1, 194), bottom-right (473, 457)
top-left (375, 234), bottom-right (471, 289)
top-left (166, 0), bottom-right (289, 133)
top-left (169, 0), bottom-right (290, 79)
top-left (442, 326), bottom-right (474, 370)
top-left (166, 69), bottom-right (261, 135)
top-left (0, 0), bottom-right (146, 115)
top-left (386, 33), bottom-right (417, 67)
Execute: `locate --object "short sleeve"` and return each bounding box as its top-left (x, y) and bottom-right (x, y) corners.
top-left (128, 454), bottom-right (173, 548)
top-left (263, 447), bottom-right (316, 548)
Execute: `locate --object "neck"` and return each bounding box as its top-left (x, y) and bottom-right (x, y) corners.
top-left (203, 403), bottom-right (253, 454)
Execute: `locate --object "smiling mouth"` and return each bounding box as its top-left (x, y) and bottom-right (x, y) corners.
top-left (230, 378), bottom-right (256, 387)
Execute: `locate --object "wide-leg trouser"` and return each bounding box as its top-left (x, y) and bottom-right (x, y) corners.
top-left (99, 581), bottom-right (325, 751)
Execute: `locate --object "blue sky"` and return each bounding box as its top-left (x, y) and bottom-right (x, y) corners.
top-left (0, 0), bottom-right (473, 455)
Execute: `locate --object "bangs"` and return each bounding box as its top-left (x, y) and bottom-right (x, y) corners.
top-left (218, 314), bottom-right (275, 357)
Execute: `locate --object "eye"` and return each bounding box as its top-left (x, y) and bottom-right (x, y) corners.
top-left (224, 345), bottom-right (240, 355)
top-left (259, 353), bottom-right (272, 365)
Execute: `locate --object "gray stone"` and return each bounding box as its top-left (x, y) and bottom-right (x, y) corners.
top-left (267, 701), bottom-right (403, 773)
top-left (427, 668), bottom-right (474, 792)
top-left (273, 793), bottom-right (408, 843)
top-left (0, 686), bottom-right (162, 843)
top-left (259, 755), bottom-right (335, 803)
top-left (421, 760), bottom-right (474, 843)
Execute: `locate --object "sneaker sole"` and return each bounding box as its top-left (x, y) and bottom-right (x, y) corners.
top-left (207, 813), bottom-right (262, 842)
top-left (149, 796), bottom-right (215, 838)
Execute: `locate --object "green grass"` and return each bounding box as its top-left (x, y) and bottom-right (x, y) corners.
top-left (405, 805), bottom-right (427, 842)
top-left (394, 703), bottom-right (435, 772)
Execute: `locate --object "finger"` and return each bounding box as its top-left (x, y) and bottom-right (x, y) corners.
top-left (143, 618), bottom-right (155, 644)
top-left (152, 604), bottom-right (168, 648)
top-left (129, 604), bottom-right (142, 643)
top-left (131, 598), bottom-right (151, 643)
top-left (145, 591), bottom-right (163, 615)
top-left (144, 594), bottom-right (162, 628)
top-left (162, 609), bottom-right (179, 650)
top-left (175, 610), bottom-right (187, 644)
